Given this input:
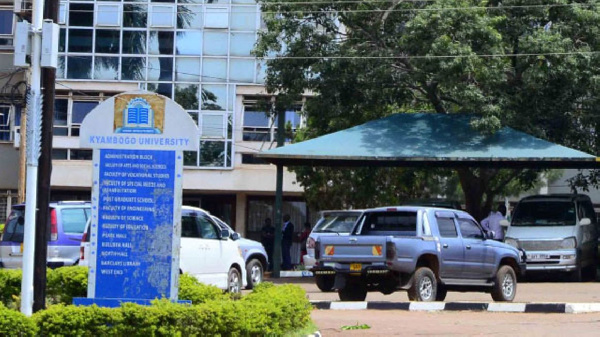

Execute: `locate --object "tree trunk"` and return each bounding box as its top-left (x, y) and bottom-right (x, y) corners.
top-left (457, 168), bottom-right (498, 221)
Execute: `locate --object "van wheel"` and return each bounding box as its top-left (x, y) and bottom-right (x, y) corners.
top-left (491, 265), bottom-right (517, 301)
top-left (245, 259), bottom-right (263, 290)
top-left (316, 275), bottom-right (335, 292)
top-left (227, 267), bottom-right (242, 293)
top-left (407, 267), bottom-right (437, 302)
top-left (338, 280), bottom-right (367, 301)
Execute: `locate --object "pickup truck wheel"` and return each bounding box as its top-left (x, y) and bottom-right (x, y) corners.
top-left (245, 259), bottom-right (264, 290)
top-left (491, 265), bottom-right (516, 302)
top-left (227, 267), bottom-right (242, 294)
top-left (407, 267), bottom-right (437, 302)
top-left (338, 281), bottom-right (367, 301)
top-left (435, 285), bottom-right (447, 301)
top-left (316, 275), bottom-right (335, 292)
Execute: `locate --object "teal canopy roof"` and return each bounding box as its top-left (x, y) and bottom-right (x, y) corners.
top-left (256, 113), bottom-right (598, 168)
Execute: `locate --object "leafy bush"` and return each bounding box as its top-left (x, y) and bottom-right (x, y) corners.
top-left (34, 304), bottom-right (121, 337)
top-left (178, 274), bottom-right (227, 304)
top-left (0, 303), bottom-right (37, 336)
top-left (46, 266), bottom-right (88, 304)
top-left (0, 269), bottom-right (22, 308)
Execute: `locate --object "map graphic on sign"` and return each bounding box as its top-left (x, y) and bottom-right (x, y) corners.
top-left (114, 95), bottom-right (164, 134)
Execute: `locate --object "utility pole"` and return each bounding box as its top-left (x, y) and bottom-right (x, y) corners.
top-left (272, 103), bottom-right (286, 278)
top-left (20, 0), bottom-right (44, 316)
top-left (33, 0), bottom-right (58, 313)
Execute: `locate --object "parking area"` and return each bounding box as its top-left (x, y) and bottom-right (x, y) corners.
top-left (268, 276), bottom-right (600, 303)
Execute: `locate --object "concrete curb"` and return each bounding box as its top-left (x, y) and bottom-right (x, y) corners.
top-left (310, 301), bottom-right (600, 313)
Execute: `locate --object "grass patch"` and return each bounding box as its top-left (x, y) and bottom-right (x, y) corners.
top-left (341, 323), bottom-right (371, 330)
top-left (284, 321), bottom-right (319, 337)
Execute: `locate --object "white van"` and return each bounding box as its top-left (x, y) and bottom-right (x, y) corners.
top-left (81, 206), bottom-right (246, 292)
top-left (503, 194), bottom-right (598, 281)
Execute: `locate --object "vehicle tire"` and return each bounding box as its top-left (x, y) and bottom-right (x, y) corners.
top-left (338, 280), bottom-right (367, 301)
top-left (315, 275), bottom-right (335, 292)
top-left (407, 267), bottom-right (437, 302)
top-left (435, 284), bottom-right (447, 301)
top-left (491, 265), bottom-right (517, 302)
top-left (570, 266), bottom-right (583, 282)
top-left (227, 267), bottom-right (242, 294)
top-left (245, 259), bottom-right (264, 290)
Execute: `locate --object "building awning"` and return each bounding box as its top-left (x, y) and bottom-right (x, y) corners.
top-left (255, 113), bottom-right (598, 168)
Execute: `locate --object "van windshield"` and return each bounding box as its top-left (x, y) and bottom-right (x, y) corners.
top-left (313, 213), bottom-right (360, 233)
top-left (512, 201), bottom-right (576, 227)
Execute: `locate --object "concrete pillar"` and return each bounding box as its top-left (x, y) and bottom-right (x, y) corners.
top-left (236, 193), bottom-right (247, 236)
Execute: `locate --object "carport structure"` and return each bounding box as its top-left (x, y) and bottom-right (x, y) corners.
top-left (254, 113), bottom-right (599, 276)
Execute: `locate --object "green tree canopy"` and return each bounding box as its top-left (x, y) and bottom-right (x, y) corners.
top-left (255, 0), bottom-right (600, 219)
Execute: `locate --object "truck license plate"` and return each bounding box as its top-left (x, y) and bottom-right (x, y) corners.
top-left (528, 253), bottom-right (550, 260)
top-left (350, 263), bottom-right (362, 271)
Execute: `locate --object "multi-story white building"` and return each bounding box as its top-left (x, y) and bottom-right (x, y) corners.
top-left (0, 0), bottom-right (312, 247)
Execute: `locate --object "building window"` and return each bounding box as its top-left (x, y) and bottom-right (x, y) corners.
top-left (204, 7), bottom-right (228, 29)
top-left (150, 4), bottom-right (175, 28)
top-left (53, 98), bottom-right (99, 137)
top-left (0, 9), bottom-right (14, 47)
top-left (96, 4), bottom-right (121, 27)
top-left (0, 106), bottom-right (12, 142)
top-left (241, 153), bottom-right (268, 165)
top-left (242, 103), bottom-right (303, 142)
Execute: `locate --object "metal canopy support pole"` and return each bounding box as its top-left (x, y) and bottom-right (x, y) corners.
top-left (272, 105), bottom-right (286, 278)
top-left (21, 0), bottom-right (44, 317)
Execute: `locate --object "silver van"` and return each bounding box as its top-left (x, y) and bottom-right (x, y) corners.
top-left (503, 194), bottom-right (597, 281)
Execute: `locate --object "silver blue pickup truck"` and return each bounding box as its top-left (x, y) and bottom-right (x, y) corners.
top-left (312, 206), bottom-right (526, 302)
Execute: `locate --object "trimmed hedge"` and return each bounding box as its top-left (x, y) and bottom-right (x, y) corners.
top-left (0, 267), bottom-right (312, 336)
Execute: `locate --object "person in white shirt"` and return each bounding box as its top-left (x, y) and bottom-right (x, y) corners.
top-left (481, 204), bottom-right (507, 241)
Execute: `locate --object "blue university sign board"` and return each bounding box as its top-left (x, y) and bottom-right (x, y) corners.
top-left (74, 91), bottom-right (198, 307)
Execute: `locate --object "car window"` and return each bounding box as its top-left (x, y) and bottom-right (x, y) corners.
top-left (436, 218), bottom-right (457, 238)
top-left (2, 209), bottom-right (25, 242)
top-left (581, 201), bottom-right (596, 223)
top-left (182, 215), bottom-right (201, 238)
top-left (313, 213), bottom-right (360, 233)
top-left (512, 201), bottom-right (576, 226)
top-left (360, 211), bottom-right (417, 236)
top-left (199, 216), bottom-right (219, 239)
top-left (458, 219), bottom-right (483, 239)
top-left (61, 208), bottom-right (89, 233)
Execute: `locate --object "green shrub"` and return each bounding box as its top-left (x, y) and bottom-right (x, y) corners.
top-left (0, 303), bottom-right (37, 336)
top-left (0, 269), bottom-right (22, 308)
top-left (178, 274), bottom-right (227, 304)
top-left (34, 304), bottom-right (122, 337)
top-left (46, 266), bottom-right (88, 304)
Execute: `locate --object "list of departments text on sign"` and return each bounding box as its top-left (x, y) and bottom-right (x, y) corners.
top-left (96, 149), bottom-right (175, 281)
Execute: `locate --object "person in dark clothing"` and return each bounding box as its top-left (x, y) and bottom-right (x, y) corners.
top-left (260, 218), bottom-right (275, 270)
top-left (281, 214), bottom-right (294, 270)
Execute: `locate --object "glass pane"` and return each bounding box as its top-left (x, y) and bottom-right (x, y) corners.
top-left (67, 56), bottom-right (92, 79)
top-left (52, 149), bottom-right (68, 160)
top-left (201, 84), bottom-right (227, 110)
top-left (95, 30), bottom-right (120, 53)
top-left (176, 31), bottom-right (202, 55)
top-left (243, 110), bottom-right (269, 127)
top-left (230, 32), bottom-right (254, 56)
top-left (123, 4), bottom-right (147, 27)
top-left (201, 114), bottom-right (223, 138)
top-left (205, 0), bottom-right (229, 3)
top-left (150, 4), bottom-right (175, 27)
top-left (0, 11), bottom-right (11, 34)
top-left (175, 84), bottom-right (199, 110)
top-left (175, 57), bottom-right (201, 81)
top-left (148, 57), bottom-right (173, 81)
top-left (188, 111), bottom-right (199, 124)
top-left (59, 28), bottom-right (66, 52)
top-left (72, 102), bottom-right (99, 124)
top-left (122, 31), bottom-right (146, 54)
top-left (229, 58), bottom-right (254, 83)
top-left (228, 84), bottom-right (235, 111)
top-left (68, 29), bottom-right (93, 52)
top-left (96, 4), bottom-right (121, 26)
top-left (256, 61), bottom-right (266, 83)
top-left (227, 113), bottom-right (233, 139)
top-left (231, 5), bottom-right (255, 31)
top-left (53, 127), bottom-right (68, 136)
top-left (202, 58), bottom-right (227, 82)
top-left (147, 82), bottom-right (173, 98)
top-left (149, 31), bottom-right (174, 55)
top-left (232, 0), bottom-right (254, 3)
top-left (94, 57), bottom-right (119, 80)
top-left (121, 57), bottom-right (146, 80)
top-left (203, 31), bottom-right (228, 56)
top-left (69, 4), bottom-right (94, 27)
top-left (70, 149), bottom-right (93, 161)
top-left (54, 99), bottom-right (68, 126)
top-left (177, 5), bottom-right (202, 29)
top-left (183, 151), bottom-right (198, 166)
top-left (57, 56), bottom-right (65, 79)
top-left (204, 7), bottom-right (229, 28)
top-left (58, 3), bottom-right (67, 24)
top-left (200, 141), bottom-right (225, 167)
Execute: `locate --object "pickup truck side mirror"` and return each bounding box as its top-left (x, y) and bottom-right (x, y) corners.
top-left (499, 219), bottom-right (510, 227)
top-left (231, 232), bottom-right (241, 241)
top-left (580, 218), bottom-right (591, 226)
top-left (220, 228), bottom-right (231, 240)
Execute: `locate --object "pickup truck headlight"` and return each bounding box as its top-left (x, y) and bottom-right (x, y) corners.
top-left (504, 237), bottom-right (519, 249)
top-left (560, 237), bottom-right (577, 249)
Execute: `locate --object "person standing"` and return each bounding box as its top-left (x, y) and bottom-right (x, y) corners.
top-left (481, 204), bottom-right (507, 241)
top-left (299, 222), bottom-right (311, 265)
top-left (260, 218), bottom-right (275, 270)
top-left (282, 214), bottom-right (294, 270)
